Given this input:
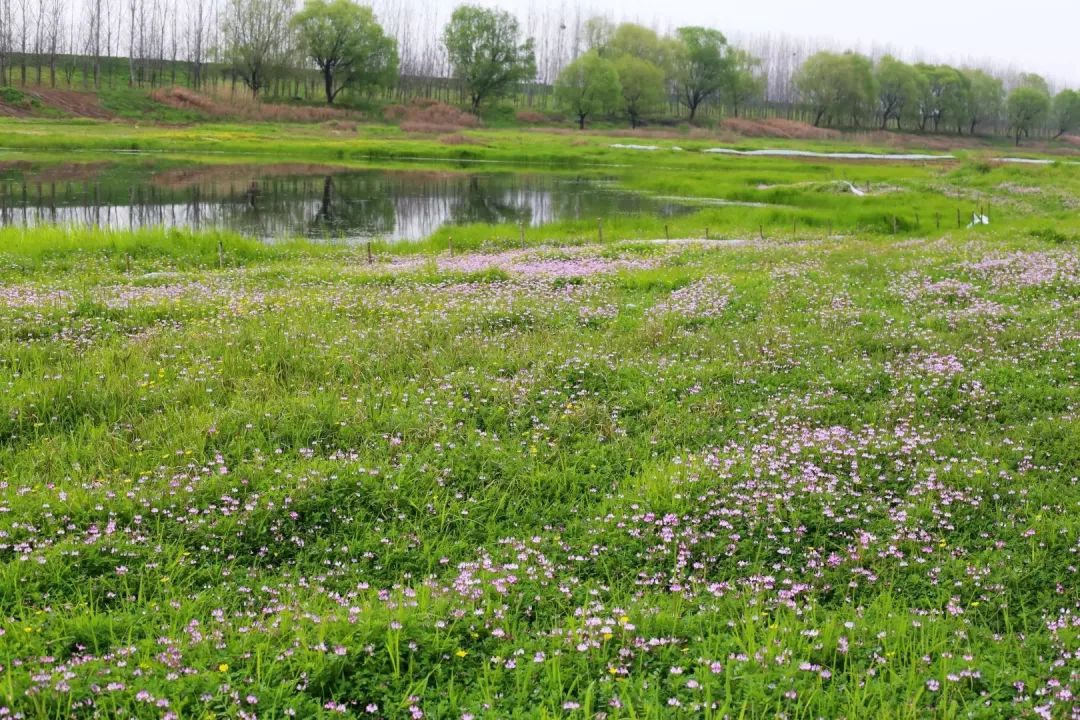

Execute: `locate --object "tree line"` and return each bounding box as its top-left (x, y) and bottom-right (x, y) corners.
top-left (793, 51), bottom-right (1079, 144)
top-left (0, 0), bottom-right (1076, 143)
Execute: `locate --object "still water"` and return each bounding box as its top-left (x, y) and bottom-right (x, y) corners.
top-left (0, 162), bottom-right (692, 242)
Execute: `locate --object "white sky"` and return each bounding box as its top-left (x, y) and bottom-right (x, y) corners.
top-left (491, 0), bottom-right (1080, 85)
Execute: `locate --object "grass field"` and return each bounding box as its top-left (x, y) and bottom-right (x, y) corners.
top-left (0, 124), bottom-right (1078, 719)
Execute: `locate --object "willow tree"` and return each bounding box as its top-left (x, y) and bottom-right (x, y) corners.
top-left (1007, 86), bottom-right (1050, 145)
top-left (554, 50), bottom-right (620, 129)
top-left (672, 26), bottom-right (729, 121)
top-left (292, 0), bottom-right (398, 104)
top-left (443, 4), bottom-right (536, 112)
top-left (221, 0), bottom-right (293, 96)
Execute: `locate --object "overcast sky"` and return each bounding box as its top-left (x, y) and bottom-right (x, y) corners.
top-left (488, 0), bottom-right (1079, 85)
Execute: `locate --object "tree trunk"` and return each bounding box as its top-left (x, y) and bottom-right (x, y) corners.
top-left (578, 113), bottom-right (585, 130)
top-left (323, 67), bottom-right (334, 104)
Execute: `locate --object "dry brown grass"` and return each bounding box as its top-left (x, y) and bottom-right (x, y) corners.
top-left (384, 98), bottom-right (480, 134)
top-left (0, 87), bottom-right (112, 119)
top-left (515, 110), bottom-right (548, 124)
top-left (150, 87), bottom-right (362, 123)
top-left (718, 117), bottom-right (841, 140)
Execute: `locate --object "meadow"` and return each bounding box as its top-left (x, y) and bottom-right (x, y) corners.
top-left (0, 122), bottom-right (1078, 719)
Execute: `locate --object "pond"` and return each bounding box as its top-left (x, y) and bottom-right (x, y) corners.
top-left (0, 161), bottom-right (694, 242)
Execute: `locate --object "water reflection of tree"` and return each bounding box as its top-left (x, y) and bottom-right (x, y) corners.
top-left (0, 166), bottom-right (691, 242)
top-left (448, 175), bottom-right (533, 226)
top-left (304, 174), bottom-right (397, 239)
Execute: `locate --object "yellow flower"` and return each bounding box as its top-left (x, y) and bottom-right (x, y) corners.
top-left (618, 615), bottom-right (630, 625)
top-left (455, 649), bottom-right (468, 658)
top-left (218, 663), bottom-right (230, 673)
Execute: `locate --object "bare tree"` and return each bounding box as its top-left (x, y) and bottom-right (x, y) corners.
top-left (0, 0), bottom-right (11, 85)
top-left (15, 0), bottom-right (29, 85)
top-left (41, 0), bottom-right (61, 86)
top-left (186, 0), bottom-right (208, 88)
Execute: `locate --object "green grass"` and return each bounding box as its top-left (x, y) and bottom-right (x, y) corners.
top-left (0, 222), bottom-right (1076, 718)
top-left (0, 130), bottom-right (1077, 718)
top-left (0, 116), bottom-right (1066, 163)
top-left (96, 85), bottom-right (207, 123)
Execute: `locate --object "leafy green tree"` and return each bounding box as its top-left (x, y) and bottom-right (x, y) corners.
top-left (443, 5), bottom-right (536, 112)
top-left (875, 56), bottom-right (921, 130)
top-left (582, 16), bottom-right (615, 55)
top-left (613, 55), bottom-right (665, 127)
top-left (554, 50), bottom-right (621, 129)
top-left (609, 23), bottom-right (668, 67)
top-left (1017, 73), bottom-right (1051, 95)
top-left (915, 64), bottom-right (969, 133)
top-left (963, 69), bottom-right (1003, 135)
top-left (221, 0), bottom-right (294, 97)
top-left (1007, 86), bottom-right (1051, 145)
top-left (1052, 89), bottom-right (1080, 138)
top-left (718, 48), bottom-right (763, 117)
top-left (672, 26), bottom-right (730, 121)
top-left (795, 51), bottom-right (876, 127)
top-left (292, 0), bottom-right (398, 105)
